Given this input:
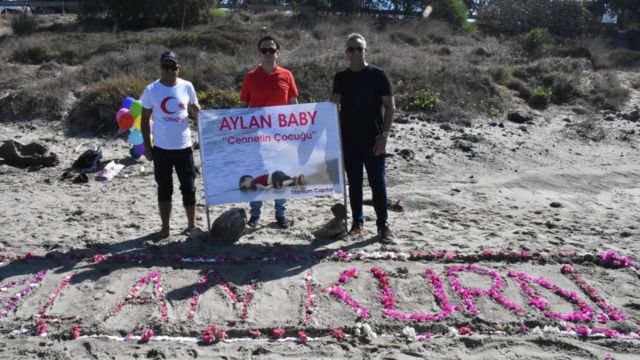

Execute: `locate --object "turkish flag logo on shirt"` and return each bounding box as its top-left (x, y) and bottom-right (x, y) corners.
top-left (160, 96), bottom-right (186, 114)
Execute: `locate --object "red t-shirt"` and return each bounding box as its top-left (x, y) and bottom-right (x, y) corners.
top-left (240, 65), bottom-right (299, 107)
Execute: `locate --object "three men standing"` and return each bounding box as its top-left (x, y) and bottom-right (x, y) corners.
top-left (239, 36), bottom-right (299, 229)
top-left (332, 33), bottom-right (396, 243)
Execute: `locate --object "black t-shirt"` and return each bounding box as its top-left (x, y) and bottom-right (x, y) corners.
top-left (332, 65), bottom-right (392, 139)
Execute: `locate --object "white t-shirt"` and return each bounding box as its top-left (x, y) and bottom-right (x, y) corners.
top-left (140, 78), bottom-right (199, 150)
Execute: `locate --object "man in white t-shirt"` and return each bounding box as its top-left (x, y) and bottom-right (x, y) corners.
top-left (141, 51), bottom-right (201, 239)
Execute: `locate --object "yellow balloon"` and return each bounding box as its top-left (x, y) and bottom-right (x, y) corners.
top-left (133, 116), bottom-right (141, 131)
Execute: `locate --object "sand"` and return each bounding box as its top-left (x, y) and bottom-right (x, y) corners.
top-left (0, 73), bottom-right (639, 359)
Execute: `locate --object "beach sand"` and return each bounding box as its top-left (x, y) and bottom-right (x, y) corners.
top-left (0, 74), bottom-right (639, 359)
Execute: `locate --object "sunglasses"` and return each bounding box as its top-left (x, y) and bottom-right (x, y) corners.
top-left (347, 46), bottom-right (364, 53)
top-left (161, 63), bottom-right (178, 71)
top-left (259, 48), bottom-right (277, 54)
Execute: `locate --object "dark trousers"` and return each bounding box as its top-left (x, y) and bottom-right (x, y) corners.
top-left (343, 137), bottom-right (388, 227)
top-left (152, 146), bottom-right (196, 206)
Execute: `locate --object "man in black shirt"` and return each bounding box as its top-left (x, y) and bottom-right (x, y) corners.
top-left (331, 33), bottom-right (395, 243)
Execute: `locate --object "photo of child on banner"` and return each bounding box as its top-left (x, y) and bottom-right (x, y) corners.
top-left (198, 102), bottom-right (343, 206)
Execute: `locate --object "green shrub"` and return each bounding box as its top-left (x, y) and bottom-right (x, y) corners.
top-left (197, 88), bottom-right (239, 109)
top-left (521, 28), bottom-right (552, 58)
top-left (287, 61), bottom-right (339, 103)
top-left (528, 86), bottom-right (552, 108)
top-left (11, 14), bottom-right (38, 36)
top-left (478, 0), bottom-right (594, 36)
top-left (209, 8), bottom-right (226, 20)
top-left (79, 0), bottom-right (214, 29)
top-left (76, 76), bottom-right (149, 133)
top-left (401, 89), bottom-right (440, 112)
top-left (430, 0), bottom-right (468, 29)
top-left (543, 73), bottom-right (578, 104)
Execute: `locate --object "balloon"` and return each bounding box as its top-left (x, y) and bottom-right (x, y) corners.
top-left (128, 129), bottom-right (143, 145)
top-left (116, 108), bottom-right (128, 121)
top-left (133, 116), bottom-right (141, 131)
top-left (130, 100), bottom-right (143, 118)
top-left (129, 147), bottom-right (141, 159)
top-left (117, 110), bottom-right (134, 130)
top-left (122, 97), bottom-right (135, 109)
top-left (133, 143), bottom-right (146, 156)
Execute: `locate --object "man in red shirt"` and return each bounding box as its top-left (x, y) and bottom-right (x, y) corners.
top-left (240, 35), bottom-right (299, 229)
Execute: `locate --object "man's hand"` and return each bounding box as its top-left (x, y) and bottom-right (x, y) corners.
top-left (188, 103), bottom-right (201, 119)
top-left (373, 136), bottom-right (387, 156)
top-left (144, 147), bottom-right (152, 161)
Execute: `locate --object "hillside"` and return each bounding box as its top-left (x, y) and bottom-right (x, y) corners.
top-left (0, 12), bottom-right (639, 360)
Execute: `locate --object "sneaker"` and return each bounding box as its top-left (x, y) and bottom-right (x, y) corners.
top-left (276, 215), bottom-right (290, 229)
top-left (247, 215), bottom-right (259, 228)
top-left (377, 224), bottom-right (395, 243)
top-left (348, 222), bottom-right (364, 236)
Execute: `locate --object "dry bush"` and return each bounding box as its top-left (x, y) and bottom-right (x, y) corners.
top-left (72, 76), bottom-right (148, 133)
top-left (10, 14), bottom-right (38, 36)
top-left (589, 71), bottom-right (629, 111)
top-left (76, 46), bottom-right (161, 84)
top-left (9, 33), bottom-right (104, 65)
top-left (564, 119), bottom-right (606, 142)
top-left (0, 71), bottom-right (76, 122)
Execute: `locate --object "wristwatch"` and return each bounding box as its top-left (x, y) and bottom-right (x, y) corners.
top-left (381, 130), bottom-right (390, 138)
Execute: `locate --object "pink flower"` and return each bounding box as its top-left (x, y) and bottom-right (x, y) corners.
top-left (416, 332), bottom-right (433, 341)
top-left (35, 318), bottom-right (47, 335)
top-left (201, 324), bottom-right (220, 345)
top-left (271, 327), bottom-right (286, 339)
top-left (575, 326), bottom-right (590, 337)
top-left (330, 328), bottom-right (345, 341)
top-left (298, 330), bottom-right (308, 344)
top-left (139, 328), bottom-right (153, 344)
top-left (598, 250), bottom-right (635, 268)
top-left (92, 254), bottom-right (108, 263)
top-left (480, 249), bottom-right (494, 257)
top-left (251, 329), bottom-right (263, 339)
top-left (458, 326), bottom-right (472, 335)
top-left (559, 251), bottom-right (567, 257)
top-left (70, 324), bottom-right (81, 339)
top-left (560, 264), bottom-right (574, 274)
top-left (338, 268), bottom-right (358, 283)
top-left (123, 332), bottom-right (133, 341)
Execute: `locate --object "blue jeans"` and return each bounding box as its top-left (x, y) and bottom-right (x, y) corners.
top-left (343, 137), bottom-right (388, 227)
top-left (250, 199), bottom-right (286, 218)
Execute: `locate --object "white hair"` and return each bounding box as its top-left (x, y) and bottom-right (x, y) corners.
top-left (346, 33), bottom-right (367, 48)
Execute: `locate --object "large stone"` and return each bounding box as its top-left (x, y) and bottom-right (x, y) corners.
top-left (210, 208), bottom-right (247, 244)
top-left (507, 111), bottom-right (533, 124)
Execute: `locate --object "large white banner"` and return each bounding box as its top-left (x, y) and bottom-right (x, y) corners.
top-left (198, 102), bottom-right (344, 206)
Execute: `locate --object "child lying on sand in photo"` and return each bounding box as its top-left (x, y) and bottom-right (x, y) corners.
top-left (239, 171), bottom-right (306, 191)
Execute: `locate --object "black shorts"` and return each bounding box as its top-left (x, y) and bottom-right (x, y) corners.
top-left (152, 146), bottom-right (196, 206)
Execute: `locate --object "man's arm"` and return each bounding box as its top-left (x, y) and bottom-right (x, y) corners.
top-left (188, 103), bottom-right (201, 119)
top-left (141, 108), bottom-right (153, 161)
top-left (288, 96), bottom-right (298, 105)
top-left (373, 95), bottom-right (395, 156)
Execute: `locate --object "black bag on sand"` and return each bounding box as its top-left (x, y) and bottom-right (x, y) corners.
top-left (73, 148), bottom-right (102, 170)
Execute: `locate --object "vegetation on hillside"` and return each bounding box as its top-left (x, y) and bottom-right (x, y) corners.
top-left (0, 1), bottom-right (638, 133)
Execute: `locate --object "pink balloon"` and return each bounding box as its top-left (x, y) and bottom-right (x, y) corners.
top-left (116, 108), bottom-right (129, 121)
